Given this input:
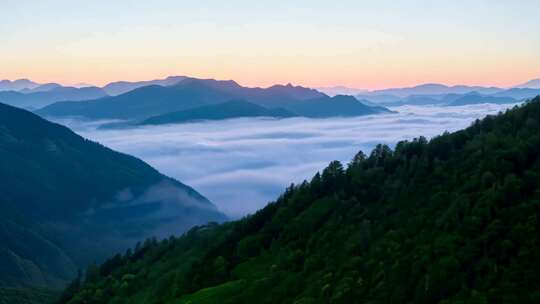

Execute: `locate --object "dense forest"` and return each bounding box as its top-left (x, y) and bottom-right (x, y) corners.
top-left (60, 97), bottom-right (540, 303)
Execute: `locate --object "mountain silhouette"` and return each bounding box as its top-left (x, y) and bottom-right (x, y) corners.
top-left (140, 100), bottom-right (297, 125)
top-left (103, 76), bottom-right (188, 95)
top-left (0, 79), bottom-right (40, 91)
top-left (0, 102), bottom-right (225, 290)
top-left (0, 86), bottom-right (107, 109)
top-left (39, 78), bottom-right (388, 121)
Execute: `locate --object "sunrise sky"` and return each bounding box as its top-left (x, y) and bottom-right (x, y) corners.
top-left (2, 0), bottom-right (539, 89)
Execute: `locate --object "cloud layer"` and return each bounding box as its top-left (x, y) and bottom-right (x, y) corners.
top-left (55, 103), bottom-right (519, 218)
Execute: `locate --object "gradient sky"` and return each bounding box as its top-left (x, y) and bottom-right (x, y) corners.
top-left (1, 0), bottom-right (539, 89)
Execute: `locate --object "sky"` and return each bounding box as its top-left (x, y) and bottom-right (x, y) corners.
top-left (55, 102), bottom-right (519, 218)
top-left (1, 0), bottom-right (539, 89)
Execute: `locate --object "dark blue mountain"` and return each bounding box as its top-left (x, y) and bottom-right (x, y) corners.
top-left (0, 79), bottom-right (39, 91)
top-left (140, 100), bottom-right (297, 125)
top-left (38, 82), bottom-right (230, 119)
top-left (448, 94), bottom-right (517, 106)
top-left (0, 86), bottom-right (107, 109)
top-left (39, 78), bottom-right (389, 121)
top-left (103, 76), bottom-right (188, 96)
top-left (492, 88), bottom-right (540, 100)
top-left (358, 91), bottom-right (521, 107)
top-left (0, 102), bottom-right (225, 290)
top-left (363, 83), bottom-right (503, 98)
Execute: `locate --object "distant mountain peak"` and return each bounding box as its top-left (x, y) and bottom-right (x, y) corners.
top-left (102, 75), bottom-right (189, 95)
top-left (415, 83), bottom-right (449, 88)
top-left (265, 83), bottom-right (327, 100)
top-left (165, 75), bottom-right (188, 80)
top-left (316, 86), bottom-right (367, 97)
top-left (175, 78), bottom-right (242, 90)
top-left (0, 78), bottom-right (40, 91)
top-left (516, 78), bottom-right (540, 89)
top-left (365, 83), bottom-right (503, 98)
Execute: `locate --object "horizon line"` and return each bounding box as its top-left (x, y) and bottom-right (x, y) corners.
top-left (2, 74), bottom-right (538, 92)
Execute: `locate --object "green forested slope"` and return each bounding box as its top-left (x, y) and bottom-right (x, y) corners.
top-left (61, 97), bottom-right (540, 304)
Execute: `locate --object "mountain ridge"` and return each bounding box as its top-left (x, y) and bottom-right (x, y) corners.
top-left (0, 79), bottom-right (39, 91)
top-left (103, 76), bottom-right (188, 96)
top-left (139, 100), bottom-right (297, 125)
top-left (364, 83), bottom-right (503, 97)
top-left (0, 86), bottom-right (107, 110)
top-left (38, 78), bottom-right (388, 121)
top-left (0, 102), bottom-right (226, 291)
top-left (515, 78), bottom-right (540, 89)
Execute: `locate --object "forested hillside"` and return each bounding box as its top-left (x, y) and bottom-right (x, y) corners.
top-left (60, 97), bottom-right (540, 304)
top-left (0, 102), bottom-right (225, 299)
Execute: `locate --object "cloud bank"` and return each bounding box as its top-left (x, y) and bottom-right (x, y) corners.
top-left (54, 103), bottom-right (519, 218)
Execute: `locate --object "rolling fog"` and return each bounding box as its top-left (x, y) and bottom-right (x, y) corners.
top-left (54, 103), bottom-right (519, 218)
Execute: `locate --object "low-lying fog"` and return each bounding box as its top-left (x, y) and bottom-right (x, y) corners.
top-left (54, 103), bottom-right (519, 218)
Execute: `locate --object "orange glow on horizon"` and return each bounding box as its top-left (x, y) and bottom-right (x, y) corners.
top-left (1, 70), bottom-right (537, 91)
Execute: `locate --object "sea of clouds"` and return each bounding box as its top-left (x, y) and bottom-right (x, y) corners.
top-left (55, 103), bottom-right (519, 218)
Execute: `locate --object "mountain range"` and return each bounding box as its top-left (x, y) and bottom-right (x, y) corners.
top-left (1, 74), bottom-right (539, 304)
top-left (366, 92), bottom-right (520, 107)
top-left (516, 78), bottom-right (540, 89)
top-left (353, 81), bottom-right (540, 106)
top-left (357, 90), bottom-right (540, 107)
top-left (363, 83), bottom-right (504, 97)
top-left (446, 94), bottom-right (518, 106)
top-left (20, 83), bottom-right (64, 93)
top-left (0, 86), bottom-right (107, 110)
top-left (59, 97), bottom-right (540, 304)
top-left (102, 76), bottom-right (188, 96)
top-left (0, 103), bottom-right (225, 294)
top-left (38, 78), bottom-right (390, 123)
top-left (0, 79), bottom-right (40, 91)
top-left (1, 77), bottom-right (540, 115)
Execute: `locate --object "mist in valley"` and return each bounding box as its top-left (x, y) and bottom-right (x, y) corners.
top-left (53, 103), bottom-right (520, 218)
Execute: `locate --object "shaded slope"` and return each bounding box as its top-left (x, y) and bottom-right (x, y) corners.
top-left (0, 87), bottom-right (107, 110)
top-left (0, 103), bottom-right (225, 291)
top-left (140, 100), bottom-right (297, 125)
top-left (60, 97), bottom-right (540, 303)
